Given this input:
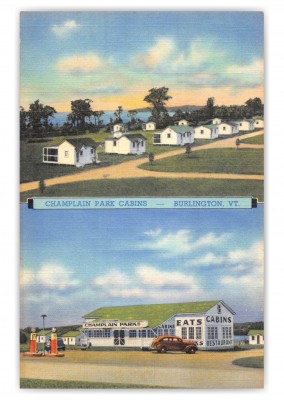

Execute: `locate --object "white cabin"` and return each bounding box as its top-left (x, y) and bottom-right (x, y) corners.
top-left (233, 120), bottom-right (255, 132)
top-left (43, 138), bottom-right (101, 167)
top-left (105, 133), bottom-right (147, 155)
top-left (218, 122), bottom-right (239, 135)
top-left (177, 119), bottom-right (189, 126)
top-left (194, 125), bottom-right (219, 139)
top-left (248, 330), bottom-right (264, 345)
top-left (142, 122), bottom-right (156, 131)
top-left (212, 118), bottom-right (222, 125)
top-left (153, 125), bottom-right (194, 146)
top-left (253, 118), bottom-right (264, 129)
top-left (62, 331), bottom-right (86, 346)
top-left (111, 123), bottom-right (127, 133)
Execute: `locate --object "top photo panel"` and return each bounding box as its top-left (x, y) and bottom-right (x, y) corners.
top-left (20, 12), bottom-right (264, 202)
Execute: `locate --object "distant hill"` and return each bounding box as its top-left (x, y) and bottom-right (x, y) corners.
top-left (131, 105), bottom-right (204, 113)
top-left (234, 321), bottom-right (264, 336)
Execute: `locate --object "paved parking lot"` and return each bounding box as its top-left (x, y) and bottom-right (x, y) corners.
top-left (20, 348), bottom-right (264, 388)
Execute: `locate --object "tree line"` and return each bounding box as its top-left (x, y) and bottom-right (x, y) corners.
top-left (20, 88), bottom-right (264, 139)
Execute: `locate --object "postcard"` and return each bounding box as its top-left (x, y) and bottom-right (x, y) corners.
top-left (20, 11), bottom-right (264, 389)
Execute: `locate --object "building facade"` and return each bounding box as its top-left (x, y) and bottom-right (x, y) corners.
top-left (218, 122), bottom-right (239, 135)
top-left (248, 330), bottom-right (264, 345)
top-left (194, 125), bottom-right (219, 139)
top-left (43, 138), bottom-right (100, 167)
top-left (153, 126), bottom-right (194, 146)
top-left (105, 133), bottom-right (147, 155)
top-left (81, 300), bottom-right (235, 351)
top-left (142, 122), bottom-right (156, 131)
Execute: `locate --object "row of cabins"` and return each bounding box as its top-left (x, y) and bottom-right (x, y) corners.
top-left (42, 117), bottom-right (263, 166)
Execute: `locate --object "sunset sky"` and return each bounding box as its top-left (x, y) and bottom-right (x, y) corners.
top-left (20, 12), bottom-right (264, 112)
top-left (20, 206), bottom-right (264, 328)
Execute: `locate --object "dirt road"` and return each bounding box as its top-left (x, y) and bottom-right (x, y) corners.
top-left (20, 348), bottom-right (264, 388)
top-left (20, 131), bottom-right (264, 193)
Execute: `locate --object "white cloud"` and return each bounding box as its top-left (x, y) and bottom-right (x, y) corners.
top-left (136, 265), bottom-right (196, 288)
top-left (140, 229), bottom-right (232, 257)
top-left (56, 52), bottom-right (107, 73)
top-left (51, 20), bottom-right (79, 37)
top-left (93, 269), bottom-right (131, 287)
top-left (20, 264), bottom-right (79, 291)
top-left (135, 38), bottom-right (175, 68)
top-left (189, 252), bottom-right (226, 267)
top-left (144, 228), bottom-right (162, 237)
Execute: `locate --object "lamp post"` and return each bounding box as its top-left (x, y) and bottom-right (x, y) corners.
top-left (41, 314), bottom-right (47, 355)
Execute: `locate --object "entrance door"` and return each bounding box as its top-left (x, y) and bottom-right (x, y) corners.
top-left (257, 335), bottom-right (260, 344)
top-left (113, 330), bottom-right (125, 346)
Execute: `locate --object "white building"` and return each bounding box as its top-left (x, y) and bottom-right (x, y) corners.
top-left (218, 122), bottom-right (239, 135)
top-left (212, 118), bottom-right (222, 125)
top-left (111, 123), bottom-right (127, 133)
top-left (153, 125), bottom-right (194, 146)
top-left (81, 300), bottom-right (235, 351)
top-left (248, 330), bottom-right (264, 346)
top-left (177, 119), bottom-right (189, 126)
top-left (62, 331), bottom-right (86, 346)
top-left (105, 132), bottom-right (147, 155)
top-left (43, 138), bottom-right (101, 167)
top-left (194, 124), bottom-right (219, 139)
top-left (253, 118), bottom-right (264, 129)
top-left (233, 120), bottom-right (255, 132)
top-left (36, 330), bottom-right (52, 344)
top-left (142, 122), bottom-right (156, 131)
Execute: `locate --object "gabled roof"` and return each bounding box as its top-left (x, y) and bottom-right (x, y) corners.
top-left (60, 138), bottom-right (100, 151)
top-left (166, 125), bottom-right (194, 134)
top-left (248, 330), bottom-right (264, 336)
top-left (196, 124), bottom-right (218, 130)
top-left (105, 134), bottom-right (147, 142)
top-left (82, 300), bottom-right (232, 329)
top-left (62, 331), bottom-right (82, 337)
top-left (219, 122), bottom-right (239, 128)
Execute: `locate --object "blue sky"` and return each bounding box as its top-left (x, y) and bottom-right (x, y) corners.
top-left (20, 12), bottom-right (264, 111)
top-left (20, 205), bottom-right (264, 328)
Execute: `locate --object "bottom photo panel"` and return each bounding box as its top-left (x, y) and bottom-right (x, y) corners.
top-left (20, 204), bottom-right (264, 389)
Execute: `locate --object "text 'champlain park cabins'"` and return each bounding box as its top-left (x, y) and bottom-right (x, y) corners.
top-left (78, 300), bottom-right (235, 350)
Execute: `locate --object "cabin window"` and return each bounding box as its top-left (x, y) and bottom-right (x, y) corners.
top-left (196, 327), bottom-right (202, 339)
top-left (188, 327), bottom-right (195, 339)
top-left (240, 123), bottom-right (242, 126)
top-left (223, 126), bottom-right (226, 131)
top-left (43, 147), bottom-right (58, 162)
top-left (207, 327), bottom-right (218, 340)
top-left (113, 141), bottom-right (117, 146)
top-left (222, 327), bottom-right (232, 339)
top-left (80, 150), bottom-right (83, 156)
top-left (251, 335), bottom-right (255, 341)
top-left (200, 130), bottom-right (204, 134)
top-left (65, 151), bottom-right (69, 157)
top-left (167, 133), bottom-right (171, 138)
top-left (133, 142), bottom-right (136, 148)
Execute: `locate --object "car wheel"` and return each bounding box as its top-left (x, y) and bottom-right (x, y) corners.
top-left (187, 347), bottom-right (196, 354)
top-left (160, 346), bottom-right (167, 354)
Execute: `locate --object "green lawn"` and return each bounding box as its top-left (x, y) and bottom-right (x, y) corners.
top-left (20, 177), bottom-right (264, 203)
top-left (140, 148), bottom-right (264, 175)
top-left (232, 356), bottom-right (264, 369)
top-left (20, 378), bottom-right (168, 389)
top-left (240, 134), bottom-right (264, 145)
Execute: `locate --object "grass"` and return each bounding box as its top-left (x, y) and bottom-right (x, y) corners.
top-left (20, 378), bottom-right (168, 389)
top-left (240, 134), bottom-right (264, 145)
top-left (20, 177), bottom-right (264, 203)
top-left (139, 148), bottom-right (264, 175)
top-left (232, 356), bottom-right (264, 369)
top-left (20, 130), bottom-right (179, 183)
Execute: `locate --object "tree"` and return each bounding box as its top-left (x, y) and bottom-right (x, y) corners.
top-left (27, 100), bottom-right (56, 134)
top-left (185, 143), bottom-right (192, 158)
top-left (245, 97), bottom-right (263, 116)
top-left (114, 106), bottom-right (123, 122)
top-left (144, 87), bottom-right (172, 126)
top-left (68, 99), bottom-right (93, 128)
top-left (93, 110), bottom-right (105, 126)
top-left (206, 97), bottom-right (215, 119)
top-left (127, 110), bottom-right (138, 123)
top-left (20, 106), bottom-right (28, 138)
top-left (149, 152), bottom-right (154, 165)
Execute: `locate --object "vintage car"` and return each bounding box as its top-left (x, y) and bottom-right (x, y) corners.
top-left (150, 335), bottom-right (198, 354)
